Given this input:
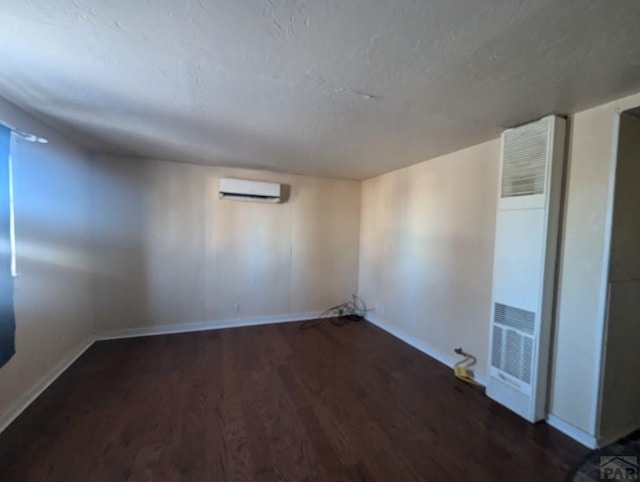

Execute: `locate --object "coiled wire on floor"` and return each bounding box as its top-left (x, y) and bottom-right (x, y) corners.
top-left (299, 294), bottom-right (371, 330)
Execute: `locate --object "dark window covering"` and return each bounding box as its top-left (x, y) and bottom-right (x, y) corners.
top-left (0, 125), bottom-right (15, 368)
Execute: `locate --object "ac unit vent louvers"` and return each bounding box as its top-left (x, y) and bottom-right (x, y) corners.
top-left (218, 178), bottom-right (282, 203)
top-left (494, 303), bottom-right (535, 335)
top-left (491, 304), bottom-right (536, 385)
top-left (501, 121), bottom-right (549, 198)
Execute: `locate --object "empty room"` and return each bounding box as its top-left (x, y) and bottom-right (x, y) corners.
top-left (1, 1), bottom-right (640, 481)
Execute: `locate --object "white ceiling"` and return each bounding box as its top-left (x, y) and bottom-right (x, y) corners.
top-left (1, 1), bottom-right (639, 180)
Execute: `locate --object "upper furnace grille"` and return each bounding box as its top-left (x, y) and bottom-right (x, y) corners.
top-left (501, 117), bottom-right (551, 198)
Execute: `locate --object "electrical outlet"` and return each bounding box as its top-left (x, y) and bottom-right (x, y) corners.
top-left (375, 304), bottom-right (385, 314)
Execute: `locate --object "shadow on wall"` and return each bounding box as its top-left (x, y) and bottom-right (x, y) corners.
top-left (546, 114), bottom-right (574, 413)
top-left (12, 136), bottom-right (94, 273)
top-left (0, 118), bottom-right (95, 425)
top-left (92, 160), bottom-right (152, 333)
top-left (91, 158), bottom-right (303, 333)
top-left (0, 125), bottom-right (14, 369)
top-left (357, 140), bottom-right (499, 377)
top-left (280, 184), bottom-right (291, 203)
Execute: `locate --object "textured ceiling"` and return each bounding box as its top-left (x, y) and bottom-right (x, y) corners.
top-left (1, 1), bottom-right (640, 179)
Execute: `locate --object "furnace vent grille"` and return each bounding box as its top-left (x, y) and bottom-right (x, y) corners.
top-left (501, 117), bottom-right (550, 197)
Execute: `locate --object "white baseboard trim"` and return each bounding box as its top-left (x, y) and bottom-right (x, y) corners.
top-left (1, 311), bottom-right (323, 435)
top-left (546, 414), bottom-right (598, 449)
top-left (3, 313), bottom-right (602, 451)
top-left (96, 311), bottom-right (324, 341)
top-left (366, 316), bottom-right (602, 449)
top-left (0, 336), bottom-right (95, 435)
top-left (365, 314), bottom-right (488, 387)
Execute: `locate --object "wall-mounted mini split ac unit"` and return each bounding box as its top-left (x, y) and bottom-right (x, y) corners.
top-left (219, 178), bottom-right (281, 203)
top-left (487, 115), bottom-right (566, 423)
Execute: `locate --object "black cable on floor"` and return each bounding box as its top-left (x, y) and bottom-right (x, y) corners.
top-left (299, 294), bottom-right (371, 330)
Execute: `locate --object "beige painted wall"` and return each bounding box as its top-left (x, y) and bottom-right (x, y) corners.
top-left (597, 113), bottom-right (640, 442)
top-left (0, 98), bottom-right (94, 428)
top-left (358, 140), bottom-right (500, 377)
top-left (92, 156), bottom-right (361, 333)
top-left (549, 92), bottom-right (640, 438)
top-left (357, 91), bottom-right (640, 443)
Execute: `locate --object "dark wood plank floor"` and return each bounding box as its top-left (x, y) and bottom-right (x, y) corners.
top-left (0, 320), bottom-right (588, 481)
